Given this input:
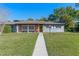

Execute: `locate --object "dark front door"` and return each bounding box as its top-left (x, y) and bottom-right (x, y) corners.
top-left (35, 25), bottom-right (43, 32)
top-left (39, 25), bottom-right (43, 32)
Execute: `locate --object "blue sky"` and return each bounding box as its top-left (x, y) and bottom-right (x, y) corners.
top-left (0, 3), bottom-right (76, 20)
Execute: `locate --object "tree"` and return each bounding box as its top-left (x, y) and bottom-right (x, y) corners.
top-left (48, 14), bottom-right (59, 21)
top-left (48, 6), bottom-right (76, 32)
top-left (48, 7), bottom-right (66, 22)
top-left (27, 18), bottom-right (34, 21)
top-left (39, 17), bottom-right (47, 21)
top-left (60, 14), bottom-right (75, 31)
top-left (74, 10), bottom-right (79, 20)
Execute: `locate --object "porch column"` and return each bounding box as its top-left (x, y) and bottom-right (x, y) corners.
top-left (16, 25), bottom-right (19, 33)
top-left (34, 25), bottom-right (35, 32)
top-left (27, 25), bottom-right (29, 32)
top-left (38, 25), bottom-right (40, 32)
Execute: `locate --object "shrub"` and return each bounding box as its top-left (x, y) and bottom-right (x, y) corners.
top-left (3, 25), bottom-right (12, 33)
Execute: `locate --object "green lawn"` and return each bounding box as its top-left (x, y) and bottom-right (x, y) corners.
top-left (0, 33), bottom-right (38, 56)
top-left (44, 32), bottom-right (79, 56)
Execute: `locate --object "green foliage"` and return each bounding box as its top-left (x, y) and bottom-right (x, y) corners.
top-left (39, 17), bottom-right (47, 21)
top-left (48, 6), bottom-right (77, 32)
top-left (3, 25), bottom-right (12, 33)
top-left (60, 15), bottom-right (75, 31)
top-left (48, 14), bottom-right (59, 21)
top-left (27, 18), bottom-right (34, 21)
top-left (75, 10), bottom-right (79, 19)
top-left (75, 22), bottom-right (79, 32)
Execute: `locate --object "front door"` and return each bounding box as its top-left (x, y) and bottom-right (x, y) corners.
top-left (39, 25), bottom-right (43, 32)
top-left (35, 25), bottom-right (43, 32)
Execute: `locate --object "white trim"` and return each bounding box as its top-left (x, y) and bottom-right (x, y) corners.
top-left (16, 25), bottom-right (19, 33)
top-left (27, 25), bottom-right (29, 32)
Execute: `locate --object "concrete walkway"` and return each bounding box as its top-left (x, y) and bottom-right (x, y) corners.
top-left (32, 32), bottom-right (48, 56)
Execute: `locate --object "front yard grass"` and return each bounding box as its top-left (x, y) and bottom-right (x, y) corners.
top-left (0, 33), bottom-right (38, 56)
top-left (43, 32), bottom-right (79, 56)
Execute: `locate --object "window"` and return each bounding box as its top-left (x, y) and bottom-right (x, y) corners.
top-left (23, 26), bottom-right (27, 29)
top-left (29, 25), bottom-right (35, 32)
top-left (22, 25), bottom-right (28, 32)
top-left (55, 25), bottom-right (61, 28)
top-left (45, 25), bottom-right (51, 28)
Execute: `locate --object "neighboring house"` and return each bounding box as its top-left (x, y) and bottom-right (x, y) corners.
top-left (5, 21), bottom-right (65, 32)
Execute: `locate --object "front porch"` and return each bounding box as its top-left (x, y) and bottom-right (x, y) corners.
top-left (16, 24), bottom-right (43, 32)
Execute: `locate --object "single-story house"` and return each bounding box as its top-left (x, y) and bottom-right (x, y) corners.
top-left (5, 21), bottom-right (65, 32)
